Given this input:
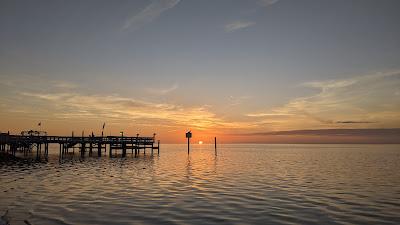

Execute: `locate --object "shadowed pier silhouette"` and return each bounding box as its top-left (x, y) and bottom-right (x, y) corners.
top-left (0, 132), bottom-right (160, 160)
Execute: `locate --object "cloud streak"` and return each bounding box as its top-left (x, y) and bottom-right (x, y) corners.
top-left (228, 95), bottom-right (252, 106)
top-left (18, 91), bottom-right (218, 129)
top-left (2, 70), bottom-right (399, 142)
top-left (0, 76), bottom-right (262, 132)
top-left (145, 83), bottom-right (178, 95)
top-left (244, 70), bottom-right (400, 130)
top-left (225, 21), bottom-right (256, 32)
top-left (258, 0), bottom-right (280, 7)
top-left (246, 112), bottom-right (293, 117)
top-left (122, 0), bottom-right (180, 31)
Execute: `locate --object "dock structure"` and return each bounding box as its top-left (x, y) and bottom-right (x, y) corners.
top-left (0, 132), bottom-right (160, 159)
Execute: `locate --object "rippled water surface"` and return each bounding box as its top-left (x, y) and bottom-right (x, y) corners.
top-left (1, 144), bottom-right (400, 225)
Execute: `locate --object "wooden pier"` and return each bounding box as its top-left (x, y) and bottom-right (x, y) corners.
top-left (0, 132), bottom-right (160, 159)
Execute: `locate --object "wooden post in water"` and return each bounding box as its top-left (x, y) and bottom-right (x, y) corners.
top-left (158, 140), bottom-right (160, 155)
top-left (135, 134), bottom-right (139, 157)
top-left (45, 143), bottom-right (49, 158)
top-left (120, 131), bottom-right (126, 157)
top-left (151, 133), bottom-right (156, 155)
top-left (39, 143), bottom-right (42, 158)
top-left (71, 131), bottom-right (74, 156)
top-left (186, 131), bottom-right (192, 154)
top-left (214, 137), bottom-right (217, 155)
top-left (81, 130), bottom-right (85, 157)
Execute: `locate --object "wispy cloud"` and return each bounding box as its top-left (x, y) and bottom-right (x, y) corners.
top-left (302, 79), bottom-right (356, 90)
top-left (145, 83), bottom-right (178, 95)
top-left (223, 0), bottom-right (279, 33)
top-left (122, 0), bottom-right (180, 31)
top-left (224, 21), bottom-right (256, 32)
top-left (2, 70), bottom-right (399, 138)
top-left (246, 112), bottom-right (293, 117)
top-left (258, 0), bottom-right (280, 7)
top-left (52, 81), bottom-right (78, 89)
top-left (0, 76), bottom-right (261, 131)
top-left (228, 95), bottom-right (252, 106)
top-left (17, 91), bottom-right (267, 131)
top-left (18, 91), bottom-right (215, 129)
top-left (244, 70), bottom-right (400, 130)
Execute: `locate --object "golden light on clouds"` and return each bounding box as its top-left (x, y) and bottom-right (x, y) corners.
top-left (0, 71), bottom-right (399, 143)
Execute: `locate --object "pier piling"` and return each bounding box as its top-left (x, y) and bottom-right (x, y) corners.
top-left (0, 133), bottom-right (158, 159)
top-left (215, 137), bottom-right (217, 155)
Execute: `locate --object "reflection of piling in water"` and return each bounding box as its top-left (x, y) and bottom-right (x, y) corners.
top-left (0, 132), bottom-right (160, 160)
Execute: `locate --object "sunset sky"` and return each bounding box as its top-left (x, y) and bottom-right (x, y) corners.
top-left (1, 0), bottom-right (399, 143)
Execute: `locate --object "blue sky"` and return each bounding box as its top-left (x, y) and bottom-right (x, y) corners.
top-left (1, 0), bottom-right (399, 143)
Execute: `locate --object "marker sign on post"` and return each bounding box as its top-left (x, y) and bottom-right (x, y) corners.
top-left (186, 131), bottom-right (192, 154)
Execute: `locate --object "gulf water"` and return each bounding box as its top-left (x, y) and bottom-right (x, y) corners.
top-left (1, 144), bottom-right (399, 224)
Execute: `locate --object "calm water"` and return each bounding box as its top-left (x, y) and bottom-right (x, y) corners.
top-left (1, 144), bottom-right (400, 225)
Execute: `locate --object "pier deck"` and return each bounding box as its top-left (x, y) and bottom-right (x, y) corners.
top-left (0, 133), bottom-right (160, 159)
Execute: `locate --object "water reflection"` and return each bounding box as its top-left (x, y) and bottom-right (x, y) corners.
top-left (1, 144), bottom-right (400, 225)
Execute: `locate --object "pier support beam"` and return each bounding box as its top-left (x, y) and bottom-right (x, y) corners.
top-left (81, 142), bottom-right (86, 157)
top-left (122, 143), bottom-right (126, 157)
top-left (98, 143), bottom-right (102, 157)
top-left (89, 142), bottom-right (93, 156)
top-left (45, 143), bottom-right (49, 158)
top-left (36, 143), bottom-right (40, 159)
